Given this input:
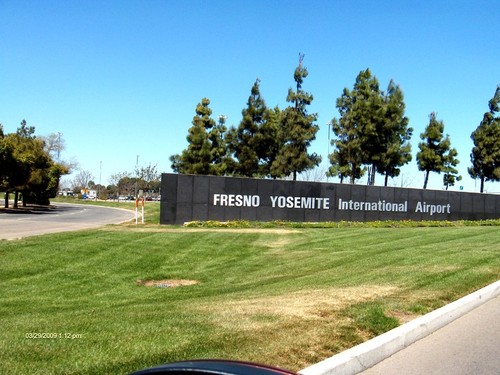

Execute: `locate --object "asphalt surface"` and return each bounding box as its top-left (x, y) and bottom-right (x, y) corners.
top-left (359, 295), bottom-right (500, 375)
top-left (0, 203), bottom-right (135, 240)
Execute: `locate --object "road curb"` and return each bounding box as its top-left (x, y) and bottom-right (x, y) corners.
top-left (299, 280), bottom-right (500, 375)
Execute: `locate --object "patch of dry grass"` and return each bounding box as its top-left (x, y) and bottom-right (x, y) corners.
top-left (200, 285), bottom-right (399, 329)
top-left (137, 279), bottom-right (199, 288)
top-left (193, 285), bottom-right (400, 370)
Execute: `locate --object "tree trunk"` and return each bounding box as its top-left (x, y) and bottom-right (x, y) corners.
top-left (4, 192), bottom-right (9, 208)
top-left (384, 172), bottom-right (389, 187)
top-left (423, 171), bottom-right (429, 189)
top-left (14, 191), bottom-right (19, 208)
top-left (366, 166), bottom-right (373, 185)
top-left (370, 164), bottom-right (376, 185)
top-left (480, 177), bottom-right (485, 193)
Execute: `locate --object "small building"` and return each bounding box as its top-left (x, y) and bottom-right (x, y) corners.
top-left (81, 189), bottom-right (97, 199)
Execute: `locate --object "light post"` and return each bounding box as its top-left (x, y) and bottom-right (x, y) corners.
top-left (326, 121), bottom-right (332, 156)
top-left (57, 132), bottom-right (63, 162)
top-left (135, 155), bottom-right (139, 198)
top-left (98, 161), bottom-right (102, 199)
top-left (326, 122), bottom-right (332, 182)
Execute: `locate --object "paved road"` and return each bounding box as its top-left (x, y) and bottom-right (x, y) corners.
top-left (0, 203), bottom-right (135, 240)
top-left (360, 295), bottom-right (500, 375)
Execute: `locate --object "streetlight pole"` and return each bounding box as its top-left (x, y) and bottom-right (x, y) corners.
top-left (98, 161), bottom-right (102, 199)
top-left (135, 155), bottom-right (139, 198)
top-left (326, 122), bottom-right (332, 182)
top-left (327, 122), bottom-right (332, 156)
top-left (57, 132), bottom-right (63, 162)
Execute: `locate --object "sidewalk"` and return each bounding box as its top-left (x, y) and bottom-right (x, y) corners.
top-left (360, 295), bottom-right (500, 374)
top-left (300, 281), bottom-right (500, 375)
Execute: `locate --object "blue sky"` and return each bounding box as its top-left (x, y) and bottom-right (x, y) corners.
top-left (1, 0), bottom-right (499, 192)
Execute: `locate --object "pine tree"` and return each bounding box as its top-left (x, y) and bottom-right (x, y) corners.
top-left (230, 78), bottom-right (268, 177)
top-left (170, 98), bottom-right (220, 175)
top-left (328, 108), bottom-right (365, 183)
top-left (469, 86), bottom-right (500, 192)
top-left (443, 147), bottom-right (462, 190)
top-left (417, 113), bottom-right (459, 189)
top-left (351, 69), bottom-right (385, 185)
top-left (330, 70), bottom-right (412, 186)
top-left (258, 106), bottom-right (281, 178)
top-left (209, 114), bottom-right (228, 176)
top-left (329, 69), bottom-right (380, 184)
top-left (271, 54), bottom-right (321, 180)
top-left (377, 80), bottom-right (413, 186)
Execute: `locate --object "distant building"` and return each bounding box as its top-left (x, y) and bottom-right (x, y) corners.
top-left (81, 189), bottom-right (97, 199)
top-left (58, 188), bottom-right (74, 197)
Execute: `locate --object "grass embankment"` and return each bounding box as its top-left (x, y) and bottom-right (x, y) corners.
top-left (1, 212), bottom-right (499, 375)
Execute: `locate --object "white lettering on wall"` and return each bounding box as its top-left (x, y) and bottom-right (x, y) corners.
top-left (269, 196), bottom-right (329, 209)
top-left (213, 194), bottom-right (260, 207)
top-left (338, 198), bottom-right (408, 212)
top-left (212, 194), bottom-right (452, 215)
top-left (415, 202), bottom-right (451, 216)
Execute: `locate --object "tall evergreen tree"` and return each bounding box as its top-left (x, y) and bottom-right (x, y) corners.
top-left (209, 114), bottom-right (228, 176)
top-left (328, 103), bottom-right (365, 184)
top-left (443, 147), bottom-right (462, 190)
top-left (170, 98), bottom-right (224, 175)
top-left (329, 70), bottom-right (412, 186)
top-left (271, 54), bottom-right (321, 180)
top-left (328, 69), bottom-right (380, 184)
top-left (258, 106), bottom-right (282, 178)
top-left (416, 112), bottom-right (459, 189)
top-left (352, 69), bottom-right (385, 185)
top-left (377, 80), bottom-right (413, 186)
top-left (229, 78), bottom-right (268, 177)
top-left (327, 129), bottom-right (353, 184)
top-left (468, 86), bottom-right (500, 192)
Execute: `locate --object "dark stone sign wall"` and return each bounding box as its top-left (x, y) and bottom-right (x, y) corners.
top-left (160, 173), bottom-right (500, 225)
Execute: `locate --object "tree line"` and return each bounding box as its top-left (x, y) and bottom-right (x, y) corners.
top-left (1, 121), bottom-right (162, 205)
top-left (171, 57), bottom-right (499, 192)
top-left (0, 121), bottom-right (69, 208)
top-left (171, 54), bottom-right (321, 181)
top-left (68, 164), bottom-right (161, 199)
top-left (2, 59), bottom-right (497, 207)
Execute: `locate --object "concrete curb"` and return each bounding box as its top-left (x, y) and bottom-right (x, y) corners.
top-left (299, 280), bottom-right (500, 375)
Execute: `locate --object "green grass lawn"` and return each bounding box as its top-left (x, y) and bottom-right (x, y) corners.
top-left (1, 221), bottom-right (499, 375)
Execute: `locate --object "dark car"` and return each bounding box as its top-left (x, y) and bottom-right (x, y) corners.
top-left (129, 360), bottom-right (297, 375)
